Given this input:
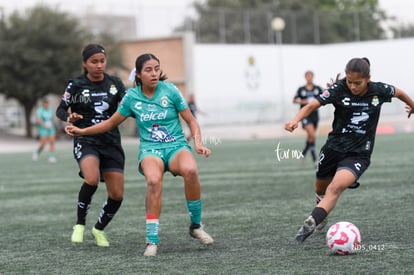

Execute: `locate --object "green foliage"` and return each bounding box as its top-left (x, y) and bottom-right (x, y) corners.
top-left (0, 5), bottom-right (86, 137)
top-left (0, 5), bottom-right (126, 137)
top-left (1, 134), bottom-right (414, 273)
top-left (185, 0), bottom-right (388, 44)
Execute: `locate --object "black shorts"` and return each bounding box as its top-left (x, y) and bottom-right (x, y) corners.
top-left (73, 140), bottom-right (125, 174)
top-left (301, 112), bottom-right (318, 129)
top-left (316, 144), bottom-right (370, 180)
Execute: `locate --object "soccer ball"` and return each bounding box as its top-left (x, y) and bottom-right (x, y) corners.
top-left (326, 221), bottom-right (361, 255)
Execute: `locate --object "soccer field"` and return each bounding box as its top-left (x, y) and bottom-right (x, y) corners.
top-left (1, 133), bottom-right (414, 274)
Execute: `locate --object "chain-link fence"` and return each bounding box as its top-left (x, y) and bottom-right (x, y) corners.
top-left (179, 7), bottom-right (399, 44)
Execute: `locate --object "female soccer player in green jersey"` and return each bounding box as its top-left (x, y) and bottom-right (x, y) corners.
top-left (285, 57), bottom-right (414, 243)
top-left (65, 53), bottom-right (213, 256)
top-left (33, 98), bottom-right (57, 163)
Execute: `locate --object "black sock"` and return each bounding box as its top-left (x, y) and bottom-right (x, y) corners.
top-left (94, 197), bottom-right (123, 230)
top-left (76, 182), bottom-right (98, 225)
top-left (309, 142), bottom-right (316, 161)
top-left (302, 141), bottom-right (310, 156)
top-left (311, 207), bottom-right (328, 226)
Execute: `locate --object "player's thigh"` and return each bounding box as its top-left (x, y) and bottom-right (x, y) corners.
top-left (103, 171), bottom-right (124, 199)
top-left (328, 169), bottom-right (356, 192)
top-left (140, 156), bottom-right (165, 184)
top-left (169, 148), bottom-right (198, 177)
top-left (79, 156), bottom-right (101, 184)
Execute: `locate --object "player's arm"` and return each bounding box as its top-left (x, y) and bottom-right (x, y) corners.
top-left (394, 87), bottom-right (414, 118)
top-left (65, 112), bottom-right (127, 136)
top-left (293, 97), bottom-right (307, 105)
top-left (285, 99), bottom-right (321, 132)
top-left (180, 108), bottom-right (211, 157)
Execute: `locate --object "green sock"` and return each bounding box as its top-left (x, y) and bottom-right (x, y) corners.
top-left (146, 215), bottom-right (159, 245)
top-left (186, 200), bottom-right (202, 225)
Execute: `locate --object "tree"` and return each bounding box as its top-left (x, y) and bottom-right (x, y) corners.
top-left (0, 5), bottom-right (85, 138)
top-left (0, 5), bottom-right (126, 138)
top-left (178, 0), bottom-right (388, 44)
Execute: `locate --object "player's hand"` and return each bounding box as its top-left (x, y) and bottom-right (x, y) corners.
top-left (195, 144), bottom-right (211, 158)
top-left (65, 125), bottom-right (82, 137)
top-left (67, 112), bottom-right (83, 123)
top-left (285, 121), bottom-right (298, 132)
top-left (405, 105), bottom-right (414, 118)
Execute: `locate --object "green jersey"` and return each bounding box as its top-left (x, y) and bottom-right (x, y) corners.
top-left (37, 107), bottom-right (54, 130)
top-left (56, 73), bottom-right (126, 145)
top-left (118, 81), bottom-right (188, 150)
top-left (316, 79), bottom-right (395, 155)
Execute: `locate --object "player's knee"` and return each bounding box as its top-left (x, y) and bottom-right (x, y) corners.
top-left (109, 191), bottom-right (123, 201)
top-left (145, 175), bottom-right (163, 190)
top-left (181, 166), bottom-right (199, 180)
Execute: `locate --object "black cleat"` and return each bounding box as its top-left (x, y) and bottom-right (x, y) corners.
top-left (295, 216), bottom-right (316, 242)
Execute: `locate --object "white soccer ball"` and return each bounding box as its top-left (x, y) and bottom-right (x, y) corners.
top-left (326, 221), bottom-right (361, 255)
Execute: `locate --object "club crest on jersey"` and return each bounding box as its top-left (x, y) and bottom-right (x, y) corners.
top-left (109, 85), bottom-right (118, 95)
top-left (161, 96), bottom-right (169, 107)
top-left (371, 96), bottom-right (379, 106)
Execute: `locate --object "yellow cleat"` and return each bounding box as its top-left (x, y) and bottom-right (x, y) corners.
top-left (92, 227), bottom-right (109, 247)
top-left (71, 224), bottom-right (85, 243)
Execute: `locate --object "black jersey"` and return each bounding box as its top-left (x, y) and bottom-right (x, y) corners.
top-left (294, 84), bottom-right (323, 120)
top-left (316, 79), bottom-right (395, 155)
top-left (56, 73), bottom-right (126, 145)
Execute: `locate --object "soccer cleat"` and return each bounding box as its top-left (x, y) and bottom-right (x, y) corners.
top-left (71, 224), bottom-right (85, 243)
top-left (295, 216), bottom-right (316, 242)
top-left (48, 156), bottom-right (57, 163)
top-left (189, 224), bottom-right (214, 245)
top-left (92, 227), bottom-right (109, 247)
top-left (143, 243), bottom-right (158, 257)
top-left (32, 151), bottom-right (39, 162)
top-left (316, 217), bottom-right (328, 231)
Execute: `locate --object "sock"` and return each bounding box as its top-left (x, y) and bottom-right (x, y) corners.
top-left (94, 197), bottom-right (123, 230)
top-left (76, 182), bottom-right (98, 225)
top-left (315, 193), bottom-right (324, 204)
top-left (302, 141), bottom-right (310, 156)
top-left (309, 142), bottom-right (316, 161)
top-left (187, 200), bottom-right (202, 225)
top-left (146, 214), bottom-right (159, 245)
top-left (311, 207), bottom-right (328, 226)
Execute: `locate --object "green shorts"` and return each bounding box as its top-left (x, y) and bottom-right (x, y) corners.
top-left (138, 144), bottom-right (192, 175)
top-left (38, 126), bottom-right (56, 137)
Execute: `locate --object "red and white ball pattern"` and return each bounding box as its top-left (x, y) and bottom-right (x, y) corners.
top-left (326, 221), bottom-right (361, 255)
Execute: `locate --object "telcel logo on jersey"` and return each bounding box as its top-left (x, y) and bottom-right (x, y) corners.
top-left (140, 110), bottom-right (168, 122)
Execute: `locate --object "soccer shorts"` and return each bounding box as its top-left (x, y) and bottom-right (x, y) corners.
top-left (38, 126), bottom-right (56, 137)
top-left (73, 140), bottom-right (125, 176)
top-left (138, 144), bottom-right (192, 175)
top-left (316, 145), bottom-right (370, 180)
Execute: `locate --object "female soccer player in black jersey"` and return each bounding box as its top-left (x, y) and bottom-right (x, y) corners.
top-left (56, 44), bottom-right (126, 247)
top-left (293, 70), bottom-right (323, 166)
top-left (285, 57), bottom-right (414, 242)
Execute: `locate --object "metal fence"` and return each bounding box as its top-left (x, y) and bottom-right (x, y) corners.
top-left (178, 7), bottom-right (398, 44)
